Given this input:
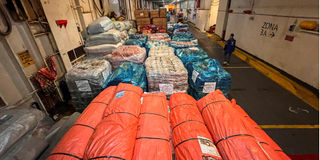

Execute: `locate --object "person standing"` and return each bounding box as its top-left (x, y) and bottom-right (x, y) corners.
top-left (223, 33), bottom-right (236, 65)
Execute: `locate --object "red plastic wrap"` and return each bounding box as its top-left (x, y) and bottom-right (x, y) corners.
top-left (197, 90), bottom-right (290, 160)
top-left (84, 83), bottom-right (143, 160)
top-left (132, 92), bottom-right (172, 160)
top-left (169, 93), bottom-right (222, 160)
top-left (47, 86), bottom-right (117, 160)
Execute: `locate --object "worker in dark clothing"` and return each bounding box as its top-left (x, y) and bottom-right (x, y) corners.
top-left (223, 33), bottom-right (236, 65)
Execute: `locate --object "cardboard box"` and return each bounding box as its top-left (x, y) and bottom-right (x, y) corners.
top-left (136, 18), bottom-right (150, 26)
top-left (150, 10), bottom-right (159, 18)
top-left (136, 18), bottom-right (151, 31)
top-left (135, 10), bottom-right (149, 18)
top-left (153, 17), bottom-right (167, 30)
top-left (159, 8), bottom-right (167, 17)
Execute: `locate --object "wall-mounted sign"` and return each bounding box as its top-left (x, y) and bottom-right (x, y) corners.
top-left (17, 50), bottom-right (34, 67)
top-left (260, 22), bottom-right (279, 38)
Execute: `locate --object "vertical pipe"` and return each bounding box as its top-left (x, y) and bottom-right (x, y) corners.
top-left (221, 0), bottom-right (231, 40)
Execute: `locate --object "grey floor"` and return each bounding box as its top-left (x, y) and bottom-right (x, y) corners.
top-left (189, 26), bottom-right (319, 155)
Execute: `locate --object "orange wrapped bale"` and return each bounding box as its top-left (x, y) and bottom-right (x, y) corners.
top-left (133, 92), bottom-right (172, 160)
top-left (47, 86), bottom-right (117, 160)
top-left (169, 93), bottom-right (222, 160)
top-left (230, 99), bottom-right (291, 159)
top-left (197, 90), bottom-right (290, 160)
top-left (84, 83), bottom-right (143, 160)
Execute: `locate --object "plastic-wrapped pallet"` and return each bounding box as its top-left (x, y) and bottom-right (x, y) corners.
top-left (169, 93), bottom-right (222, 160)
top-left (66, 59), bottom-right (112, 111)
top-left (145, 56), bottom-right (188, 95)
top-left (84, 83), bottom-right (143, 160)
top-left (197, 91), bottom-right (291, 160)
top-left (114, 21), bottom-right (126, 31)
top-left (106, 45), bottom-right (146, 68)
top-left (124, 39), bottom-right (145, 47)
top-left (84, 42), bottom-right (122, 55)
top-left (171, 35), bottom-right (194, 42)
top-left (87, 17), bottom-right (114, 35)
top-left (148, 33), bottom-right (171, 42)
top-left (148, 46), bottom-right (175, 57)
top-left (187, 58), bottom-right (231, 100)
top-left (0, 108), bottom-right (45, 157)
top-left (128, 28), bottom-right (138, 34)
top-left (85, 29), bottom-right (121, 47)
top-left (114, 21), bottom-right (133, 31)
top-left (172, 31), bottom-right (193, 38)
top-left (129, 34), bottom-right (147, 42)
top-left (170, 39), bottom-right (198, 48)
top-left (175, 47), bottom-right (208, 65)
top-left (145, 40), bottom-right (169, 52)
top-left (103, 62), bottom-right (147, 91)
top-left (167, 22), bottom-right (175, 35)
top-left (127, 34), bottom-right (147, 46)
top-left (132, 92), bottom-right (172, 160)
top-left (173, 23), bottom-right (188, 30)
top-left (120, 30), bottom-right (129, 41)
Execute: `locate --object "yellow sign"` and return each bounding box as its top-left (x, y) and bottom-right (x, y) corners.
top-left (17, 50), bottom-right (34, 67)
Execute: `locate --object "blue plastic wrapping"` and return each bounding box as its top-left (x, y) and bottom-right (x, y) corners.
top-left (172, 31), bottom-right (193, 38)
top-left (124, 39), bottom-right (145, 47)
top-left (129, 34), bottom-right (147, 43)
top-left (187, 58), bottom-right (231, 100)
top-left (173, 24), bottom-right (188, 30)
top-left (145, 40), bottom-right (169, 53)
top-left (175, 47), bottom-right (208, 65)
top-left (169, 39), bottom-right (198, 48)
top-left (102, 62), bottom-right (147, 91)
top-left (171, 36), bottom-right (195, 42)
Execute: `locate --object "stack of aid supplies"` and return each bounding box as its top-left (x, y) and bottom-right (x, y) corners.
top-left (145, 46), bottom-right (188, 95)
top-left (47, 85), bottom-right (290, 160)
top-left (105, 45), bottom-right (146, 69)
top-left (65, 59), bottom-right (112, 112)
top-left (169, 93), bottom-right (222, 159)
top-left (84, 17), bottom-right (123, 55)
top-left (47, 83), bottom-right (172, 160)
top-left (197, 90), bottom-right (291, 160)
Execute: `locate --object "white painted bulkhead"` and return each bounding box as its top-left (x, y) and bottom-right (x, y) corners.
top-left (216, 0), bottom-right (319, 89)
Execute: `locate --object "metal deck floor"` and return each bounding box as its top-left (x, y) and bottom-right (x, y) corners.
top-left (189, 26), bottom-right (319, 155)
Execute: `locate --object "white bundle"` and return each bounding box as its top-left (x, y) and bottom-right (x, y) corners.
top-left (87, 17), bottom-right (114, 35)
top-left (65, 59), bottom-right (112, 111)
top-left (145, 55), bottom-right (188, 95)
top-left (84, 42), bottom-right (123, 55)
top-left (148, 46), bottom-right (175, 57)
top-left (148, 33), bottom-right (171, 42)
top-left (85, 29), bottom-right (121, 46)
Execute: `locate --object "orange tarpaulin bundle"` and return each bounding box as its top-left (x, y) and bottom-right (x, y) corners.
top-left (84, 83), bottom-right (143, 160)
top-left (197, 90), bottom-right (290, 160)
top-left (169, 93), bottom-right (222, 160)
top-left (47, 86), bottom-right (117, 160)
top-left (132, 92), bottom-right (172, 160)
top-left (230, 99), bottom-right (291, 159)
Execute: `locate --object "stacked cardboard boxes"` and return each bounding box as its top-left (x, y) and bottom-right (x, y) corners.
top-left (135, 10), bottom-right (150, 31)
top-left (135, 10), bottom-right (149, 18)
top-left (153, 17), bottom-right (167, 31)
top-left (150, 10), bottom-right (159, 18)
top-left (135, 8), bottom-right (168, 32)
top-left (159, 8), bottom-right (167, 17)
